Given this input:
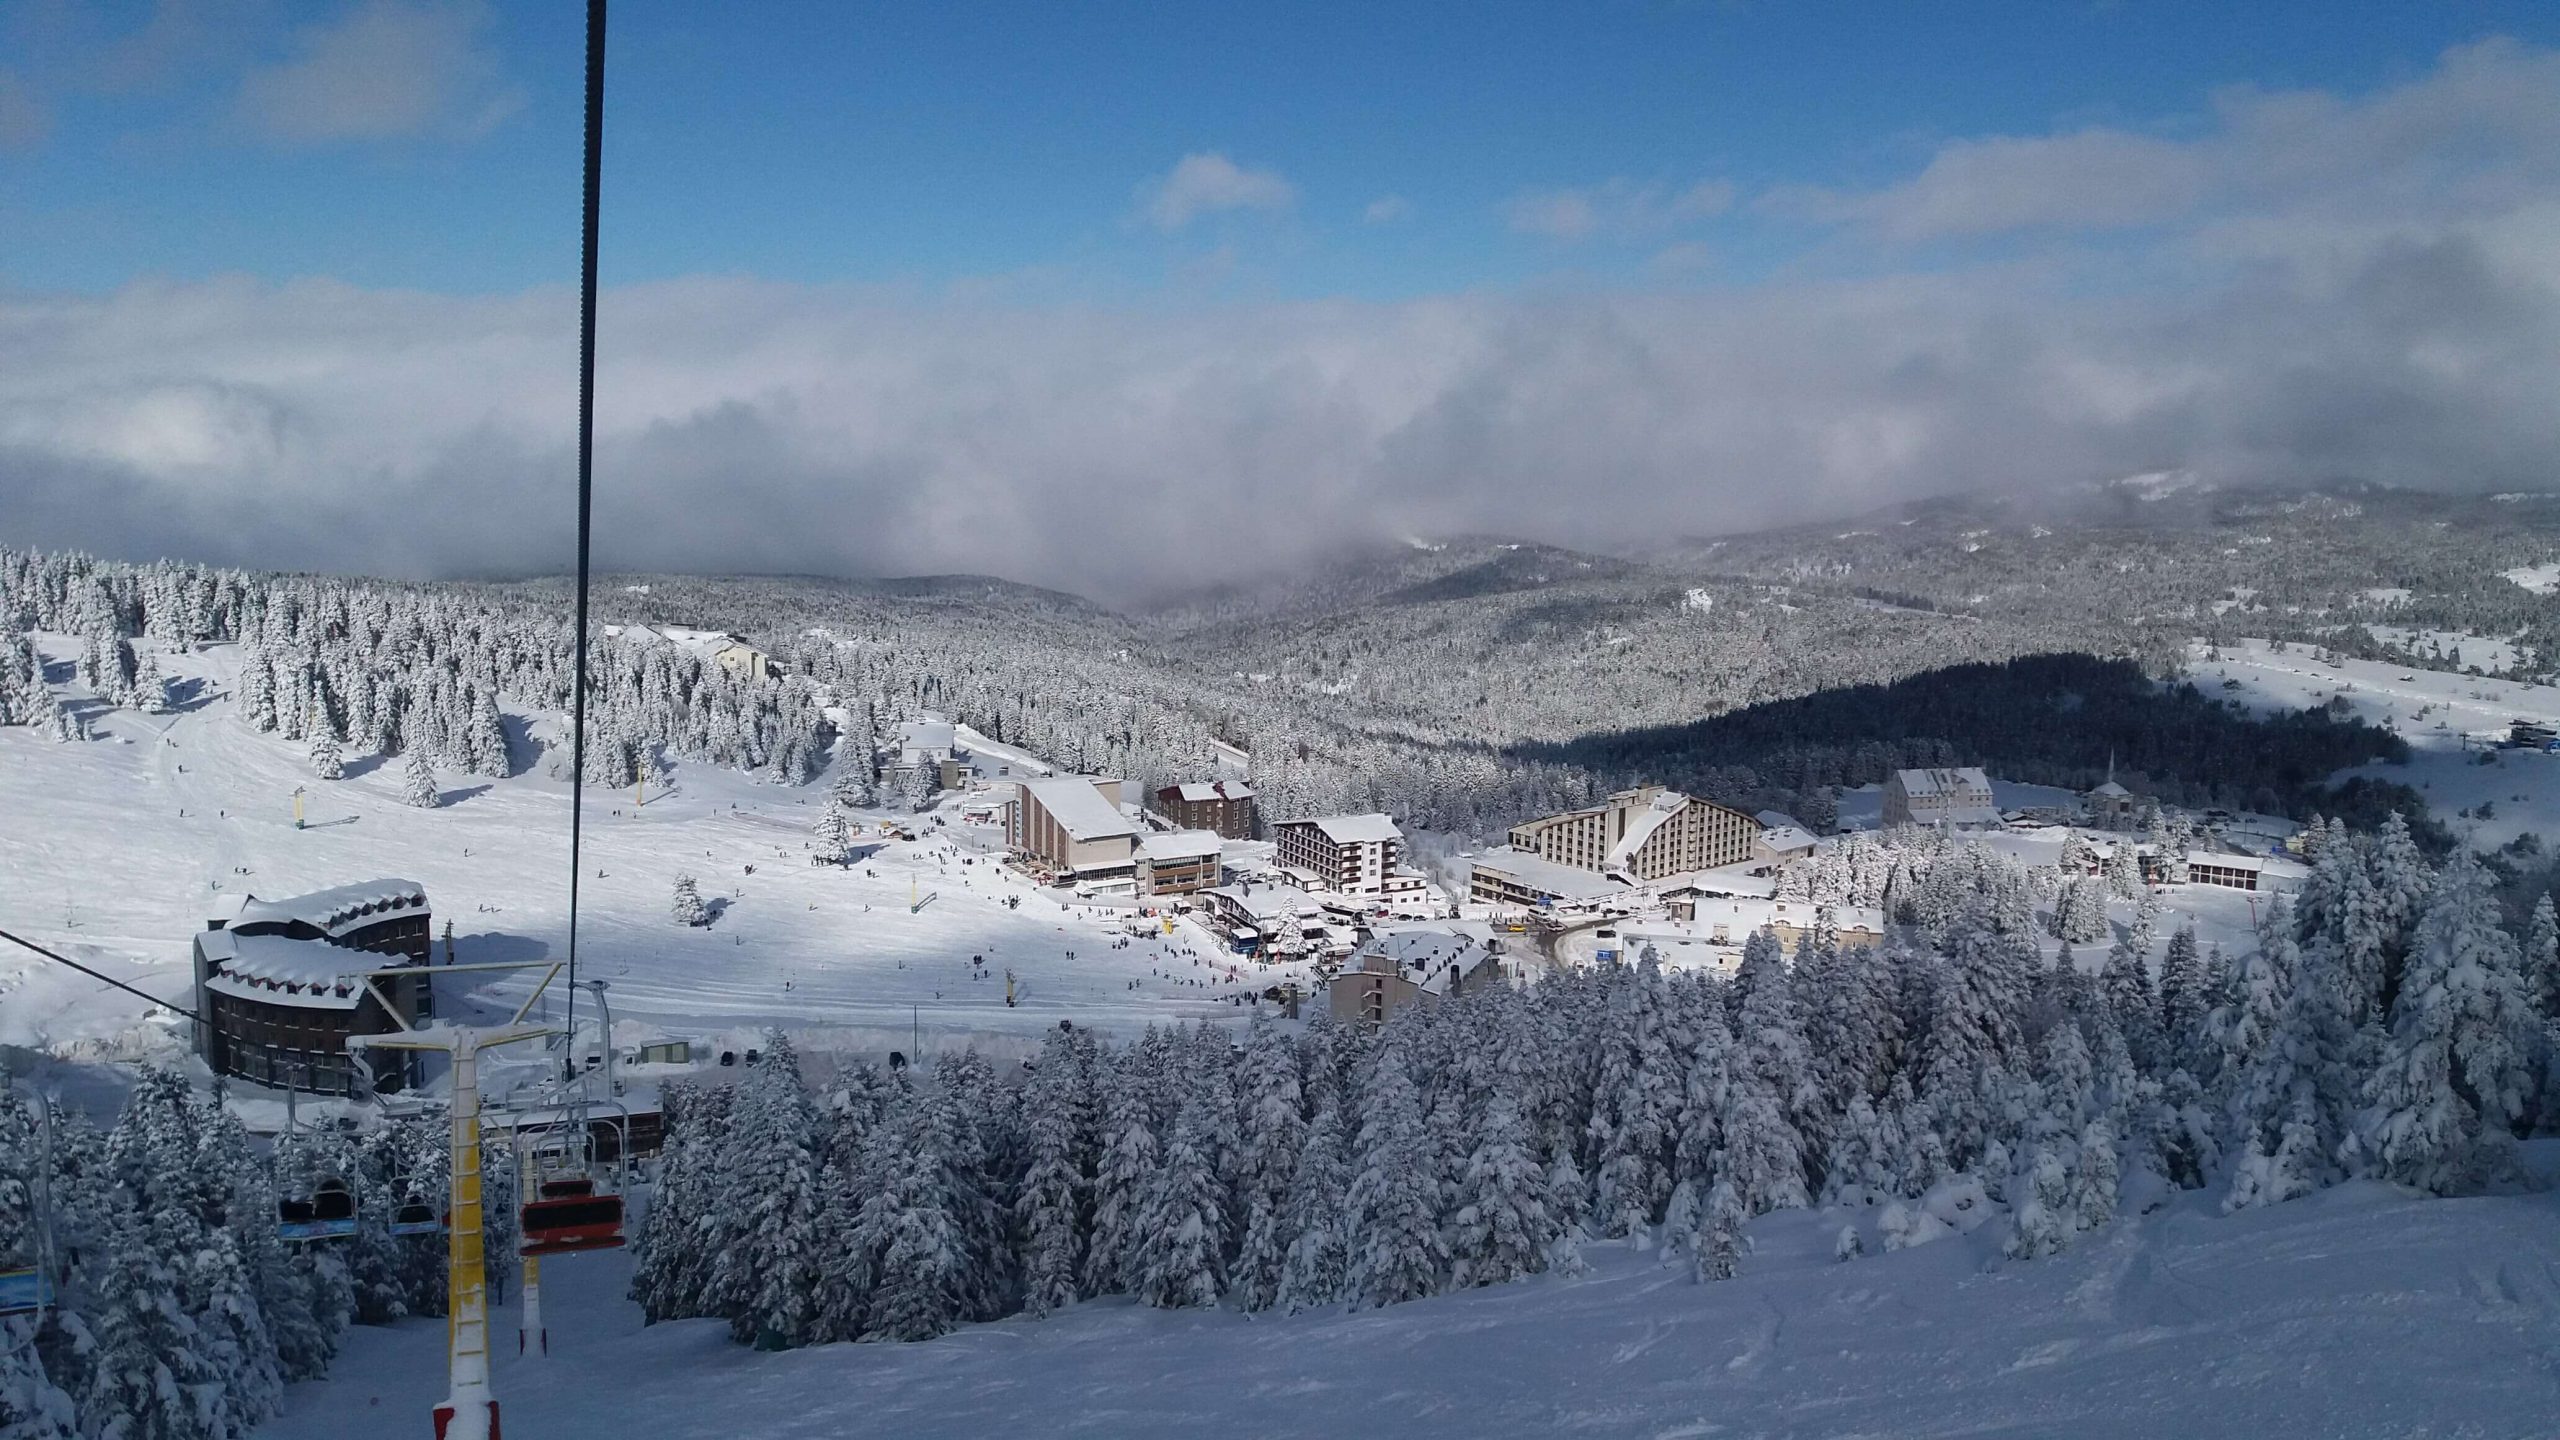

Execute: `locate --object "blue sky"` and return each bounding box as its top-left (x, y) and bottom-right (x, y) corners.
top-left (5, 1), bottom-right (2554, 299)
top-left (4, 3), bottom-right (2559, 597)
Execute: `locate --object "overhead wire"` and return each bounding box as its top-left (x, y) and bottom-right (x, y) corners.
top-left (563, 0), bottom-right (608, 1062)
top-left (0, 926), bottom-right (203, 1024)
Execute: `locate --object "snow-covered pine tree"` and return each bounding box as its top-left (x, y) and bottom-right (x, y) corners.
top-left (2005, 1143), bottom-right (2074, 1260)
top-left (401, 746), bottom-right (439, 808)
top-left (1445, 1091), bottom-right (1555, 1290)
top-left (1692, 1179), bottom-right (1745, 1282)
top-left (1130, 1094), bottom-right (1226, 1309)
top-left (1587, 959), bottom-right (1675, 1242)
top-left (670, 874), bottom-right (709, 927)
top-left (308, 713), bottom-right (344, 781)
top-left (2157, 921), bottom-right (2211, 1073)
top-left (1342, 1046), bottom-right (1446, 1308)
top-left (1081, 1067), bottom-right (1158, 1298)
top-left (1275, 1098), bottom-right (1353, 1312)
top-left (2527, 893), bottom-right (2560, 1023)
top-left (712, 1043), bottom-right (822, 1348)
top-left (1229, 1017), bottom-right (1307, 1312)
top-left (813, 807), bottom-right (851, 865)
top-left (2099, 929), bottom-right (2162, 1073)
top-left (1013, 1037), bottom-right (1086, 1319)
top-left (2362, 851), bottom-right (2536, 1193)
top-left (847, 1098), bottom-right (970, 1343)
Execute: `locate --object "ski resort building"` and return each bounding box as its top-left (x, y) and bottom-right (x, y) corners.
top-left (1152, 779), bottom-right (1258, 839)
top-left (1502, 786), bottom-right (1762, 885)
top-left (604, 624), bottom-right (776, 682)
top-left (189, 879), bottom-right (437, 1096)
top-left (1273, 813), bottom-right (1423, 898)
top-left (1006, 775), bottom-right (1141, 884)
top-left (2085, 779), bottom-right (2141, 828)
top-left (1136, 829), bottom-right (1225, 897)
top-left (1326, 930), bottom-right (1502, 1026)
top-left (1883, 767), bottom-right (1999, 827)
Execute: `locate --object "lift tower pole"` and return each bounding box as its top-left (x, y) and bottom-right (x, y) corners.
top-left (352, 961), bottom-right (563, 1440)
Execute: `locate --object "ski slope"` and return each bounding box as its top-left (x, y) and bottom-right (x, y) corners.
top-left (2195, 638), bottom-right (2560, 849)
top-left (0, 639), bottom-right (1310, 1067)
top-left (260, 1164), bottom-right (2560, 1440)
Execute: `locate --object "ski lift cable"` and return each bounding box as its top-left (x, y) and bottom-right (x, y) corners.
top-left (0, 926), bottom-right (203, 1025)
top-left (563, 0), bottom-right (608, 1064)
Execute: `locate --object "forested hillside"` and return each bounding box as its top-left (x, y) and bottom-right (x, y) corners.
top-left (9, 479), bottom-right (2524, 844)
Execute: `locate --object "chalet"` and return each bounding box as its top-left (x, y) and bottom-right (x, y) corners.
top-left (1006, 776), bottom-right (1140, 884)
top-left (190, 879), bottom-right (438, 1096)
top-left (1154, 779), bottom-right (1259, 839)
top-left (1883, 767), bottom-right (1998, 828)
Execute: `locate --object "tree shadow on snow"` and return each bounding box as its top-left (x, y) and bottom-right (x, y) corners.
top-left (440, 784), bottom-right (494, 806)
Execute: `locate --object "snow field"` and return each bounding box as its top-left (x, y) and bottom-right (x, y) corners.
top-left (0, 638), bottom-right (1314, 1065)
top-left (259, 1163), bottom-right (2560, 1440)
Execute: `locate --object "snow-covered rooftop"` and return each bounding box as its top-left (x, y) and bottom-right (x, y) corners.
top-left (1140, 829), bottom-right (1225, 862)
top-left (1470, 846), bottom-right (1632, 901)
top-left (198, 930), bottom-right (380, 1008)
top-left (232, 879), bottom-right (428, 939)
top-left (1605, 789), bottom-right (1690, 872)
top-left (2089, 780), bottom-right (2133, 798)
top-left (1306, 813), bottom-right (1401, 845)
top-left (1894, 766), bottom-right (1991, 797)
top-left (1756, 825), bottom-right (1818, 854)
top-left (1170, 780), bottom-right (1254, 803)
top-left (1021, 777), bottom-right (1140, 842)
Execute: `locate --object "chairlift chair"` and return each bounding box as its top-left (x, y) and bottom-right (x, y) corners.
top-left (389, 1193), bottom-right (445, 1237)
top-left (278, 1175), bottom-right (359, 1242)
top-left (517, 1112), bottom-right (629, 1257)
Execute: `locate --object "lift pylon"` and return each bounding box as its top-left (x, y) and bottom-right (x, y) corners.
top-left (351, 959), bottom-right (564, 1440)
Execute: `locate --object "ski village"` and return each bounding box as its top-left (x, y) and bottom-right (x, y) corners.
top-left (5, 545), bottom-right (2560, 1438)
top-left (11, 8), bottom-right (2560, 1436)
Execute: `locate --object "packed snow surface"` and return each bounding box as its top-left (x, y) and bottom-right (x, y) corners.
top-left (260, 1170), bottom-right (2560, 1439)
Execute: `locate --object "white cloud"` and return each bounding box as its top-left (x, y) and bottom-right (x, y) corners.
top-left (1362, 194), bottom-right (1414, 225)
top-left (1505, 178), bottom-right (1734, 242)
top-left (1767, 37), bottom-right (2560, 242)
top-left (5, 43), bottom-right (2558, 603)
top-left (234, 0), bottom-right (522, 146)
top-left (1138, 152), bottom-right (1297, 232)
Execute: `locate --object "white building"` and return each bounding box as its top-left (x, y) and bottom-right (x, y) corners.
top-left (1883, 766), bottom-right (1999, 828)
top-left (1273, 813), bottom-right (1421, 898)
top-left (1007, 776), bottom-right (1140, 884)
top-left (1504, 786), bottom-right (1762, 884)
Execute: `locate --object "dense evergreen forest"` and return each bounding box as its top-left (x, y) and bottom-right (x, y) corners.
top-left (623, 817), bottom-right (2560, 1351)
top-left (8, 478), bottom-right (2546, 842)
top-left (1515, 654), bottom-right (2418, 832)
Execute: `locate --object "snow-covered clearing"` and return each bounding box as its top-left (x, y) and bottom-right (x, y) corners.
top-left (2362, 624), bottom-right (2525, 674)
top-left (0, 639), bottom-right (1310, 1069)
top-left (263, 1163), bottom-right (2560, 1440)
top-left (2501, 562), bottom-right (2560, 594)
top-left (2194, 637), bottom-right (2560, 847)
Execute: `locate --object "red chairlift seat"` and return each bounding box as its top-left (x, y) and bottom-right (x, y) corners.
top-left (521, 1174), bottom-right (625, 1256)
